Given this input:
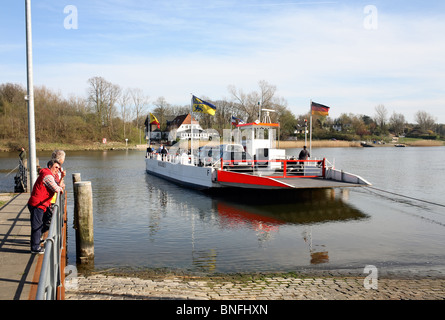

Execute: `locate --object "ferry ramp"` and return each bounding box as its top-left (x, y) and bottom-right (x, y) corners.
top-left (273, 177), bottom-right (367, 189)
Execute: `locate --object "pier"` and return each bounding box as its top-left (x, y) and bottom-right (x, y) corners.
top-left (0, 193), bottom-right (39, 299)
top-left (0, 192), bottom-right (67, 300)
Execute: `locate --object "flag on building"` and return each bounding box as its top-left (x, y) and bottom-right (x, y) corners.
top-left (231, 115), bottom-right (245, 126)
top-left (311, 102), bottom-right (330, 116)
top-left (150, 113), bottom-right (160, 129)
top-left (192, 95), bottom-right (216, 116)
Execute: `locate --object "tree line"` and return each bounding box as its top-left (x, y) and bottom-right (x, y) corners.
top-left (1, 78), bottom-right (443, 150)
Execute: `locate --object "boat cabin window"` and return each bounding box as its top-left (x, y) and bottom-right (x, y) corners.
top-left (226, 144), bottom-right (244, 153)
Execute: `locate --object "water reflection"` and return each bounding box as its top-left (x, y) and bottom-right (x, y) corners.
top-left (209, 188), bottom-right (367, 225)
top-left (144, 173), bottom-right (369, 271)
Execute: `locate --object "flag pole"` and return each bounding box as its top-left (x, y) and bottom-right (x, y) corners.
top-left (190, 94), bottom-right (194, 161)
top-left (25, 0), bottom-right (37, 189)
top-left (309, 100), bottom-right (313, 157)
top-left (149, 116), bottom-right (151, 149)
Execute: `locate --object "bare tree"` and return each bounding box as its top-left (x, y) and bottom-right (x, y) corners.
top-left (227, 85), bottom-right (253, 121)
top-left (258, 80), bottom-right (277, 109)
top-left (87, 76), bottom-right (121, 133)
top-left (129, 88), bottom-right (149, 133)
top-left (415, 110), bottom-right (436, 132)
top-left (374, 104), bottom-right (388, 130)
top-left (107, 83), bottom-right (121, 135)
top-left (389, 112), bottom-right (406, 136)
top-left (119, 88), bottom-right (131, 138)
top-left (153, 96), bottom-right (172, 131)
top-left (228, 80), bottom-right (284, 122)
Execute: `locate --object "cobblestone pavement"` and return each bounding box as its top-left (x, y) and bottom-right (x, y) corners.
top-left (65, 273), bottom-right (445, 300)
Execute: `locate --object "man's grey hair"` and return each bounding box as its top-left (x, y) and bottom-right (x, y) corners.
top-left (51, 150), bottom-right (66, 162)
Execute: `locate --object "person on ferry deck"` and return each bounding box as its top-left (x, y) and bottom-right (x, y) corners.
top-left (298, 146), bottom-right (310, 160)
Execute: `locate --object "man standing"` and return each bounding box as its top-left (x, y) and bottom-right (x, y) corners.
top-left (298, 146), bottom-right (310, 160)
top-left (27, 160), bottom-right (64, 254)
top-left (19, 147), bottom-right (27, 168)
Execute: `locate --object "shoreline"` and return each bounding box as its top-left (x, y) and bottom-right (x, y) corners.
top-left (1, 139), bottom-right (443, 153)
top-left (83, 265), bottom-right (445, 281)
top-left (66, 267), bottom-right (445, 300)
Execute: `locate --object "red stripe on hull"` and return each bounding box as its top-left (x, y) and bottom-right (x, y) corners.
top-left (217, 170), bottom-right (292, 188)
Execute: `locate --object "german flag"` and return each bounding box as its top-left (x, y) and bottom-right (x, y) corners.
top-left (311, 102), bottom-right (330, 116)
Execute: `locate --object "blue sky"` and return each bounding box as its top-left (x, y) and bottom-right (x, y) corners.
top-left (1, 0), bottom-right (445, 123)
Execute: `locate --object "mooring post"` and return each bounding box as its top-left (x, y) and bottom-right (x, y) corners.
top-left (72, 173), bottom-right (81, 184)
top-left (72, 173), bottom-right (81, 230)
top-left (74, 180), bottom-right (94, 264)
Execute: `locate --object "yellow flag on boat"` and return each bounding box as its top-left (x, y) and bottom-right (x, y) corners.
top-left (150, 113), bottom-right (160, 129)
top-left (192, 95), bottom-right (216, 116)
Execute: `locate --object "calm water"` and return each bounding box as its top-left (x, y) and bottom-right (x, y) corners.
top-left (1, 147), bottom-right (444, 277)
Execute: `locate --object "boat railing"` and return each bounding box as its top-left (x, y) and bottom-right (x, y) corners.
top-left (146, 152), bottom-right (195, 165)
top-left (146, 151), bottom-right (327, 179)
top-left (221, 158), bottom-right (327, 179)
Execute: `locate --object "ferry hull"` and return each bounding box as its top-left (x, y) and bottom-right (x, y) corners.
top-left (146, 158), bottom-right (370, 191)
top-left (146, 157), bottom-right (218, 190)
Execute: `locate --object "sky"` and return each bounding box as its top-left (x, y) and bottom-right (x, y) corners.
top-left (1, 0), bottom-right (445, 123)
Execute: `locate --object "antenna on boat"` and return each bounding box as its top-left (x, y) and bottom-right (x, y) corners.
top-left (258, 102), bottom-right (261, 122)
top-left (261, 109), bottom-right (275, 124)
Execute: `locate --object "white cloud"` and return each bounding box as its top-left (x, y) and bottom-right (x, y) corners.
top-left (2, 1), bottom-right (445, 123)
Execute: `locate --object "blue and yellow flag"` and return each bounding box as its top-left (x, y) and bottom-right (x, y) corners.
top-left (192, 95), bottom-right (216, 116)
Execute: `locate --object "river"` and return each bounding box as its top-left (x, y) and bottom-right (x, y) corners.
top-left (1, 146), bottom-right (444, 277)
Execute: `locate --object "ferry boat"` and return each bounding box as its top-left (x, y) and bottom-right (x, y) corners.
top-left (145, 117), bottom-right (371, 191)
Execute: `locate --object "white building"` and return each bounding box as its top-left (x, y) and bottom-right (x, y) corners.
top-left (167, 114), bottom-right (209, 142)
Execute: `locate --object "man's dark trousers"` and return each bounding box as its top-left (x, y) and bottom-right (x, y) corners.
top-left (28, 204), bottom-right (44, 251)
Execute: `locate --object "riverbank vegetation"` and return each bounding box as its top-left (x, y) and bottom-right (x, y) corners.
top-left (1, 80), bottom-right (444, 152)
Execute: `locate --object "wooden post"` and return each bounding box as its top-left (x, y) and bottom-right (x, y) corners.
top-left (72, 173), bottom-right (81, 184)
top-left (74, 181), bottom-right (94, 264)
top-left (72, 173), bottom-right (81, 230)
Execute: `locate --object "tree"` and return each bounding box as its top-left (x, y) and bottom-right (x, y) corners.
top-left (152, 97), bottom-right (172, 131)
top-left (87, 76), bottom-right (121, 131)
top-left (227, 85), bottom-right (257, 122)
top-left (415, 110), bottom-right (436, 132)
top-left (275, 105), bottom-right (297, 140)
top-left (0, 83), bottom-right (27, 140)
top-left (119, 88), bottom-right (131, 138)
top-left (228, 80), bottom-right (287, 123)
top-left (129, 88), bottom-right (149, 140)
top-left (389, 112), bottom-right (406, 136)
top-left (374, 104), bottom-right (388, 134)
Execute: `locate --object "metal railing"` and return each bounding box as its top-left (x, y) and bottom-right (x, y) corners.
top-left (147, 151), bottom-right (328, 179)
top-left (36, 191), bottom-right (65, 300)
top-left (221, 158), bottom-right (327, 179)
top-left (14, 160), bottom-right (27, 193)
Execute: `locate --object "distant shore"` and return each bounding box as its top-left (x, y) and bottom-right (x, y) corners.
top-left (1, 139), bottom-right (443, 153)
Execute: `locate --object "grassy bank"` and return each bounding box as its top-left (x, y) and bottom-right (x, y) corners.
top-left (0, 140), bottom-right (133, 152)
top-left (1, 138), bottom-right (443, 153)
top-left (278, 140), bottom-right (361, 148)
top-left (398, 137), bottom-right (445, 147)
